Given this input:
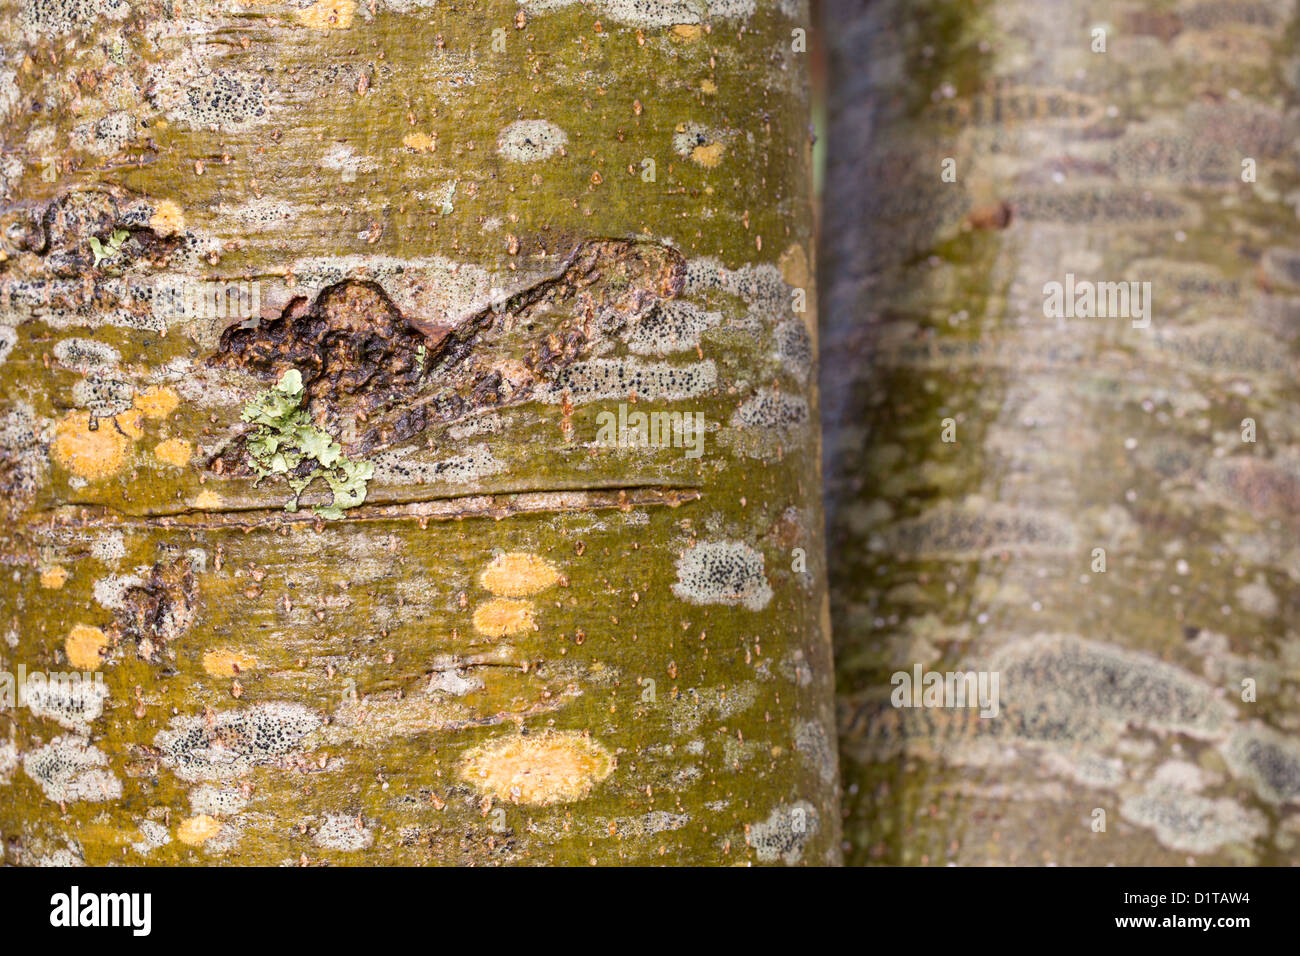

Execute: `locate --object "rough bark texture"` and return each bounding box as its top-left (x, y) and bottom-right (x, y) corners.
top-left (0, 0), bottom-right (840, 865)
top-left (823, 0), bottom-right (1300, 864)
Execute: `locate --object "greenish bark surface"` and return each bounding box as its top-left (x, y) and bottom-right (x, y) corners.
top-left (823, 0), bottom-right (1300, 864)
top-left (0, 0), bottom-right (839, 865)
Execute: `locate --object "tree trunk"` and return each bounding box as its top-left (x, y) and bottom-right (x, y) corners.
top-left (0, 0), bottom-right (839, 865)
top-left (824, 0), bottom-right (1300, 864)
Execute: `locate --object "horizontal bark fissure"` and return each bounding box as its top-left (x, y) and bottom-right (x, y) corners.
top-left (33, 484), bottom-right (703, 529)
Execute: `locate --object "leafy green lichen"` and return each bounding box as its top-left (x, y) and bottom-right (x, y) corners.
top-left (241, 369), bottom-right (374, 519)
top-left (89, 229), bottom-right (129, 268)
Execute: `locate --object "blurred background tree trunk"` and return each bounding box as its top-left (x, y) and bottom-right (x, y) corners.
top-left (822, 0), bottom-right (1300, 864)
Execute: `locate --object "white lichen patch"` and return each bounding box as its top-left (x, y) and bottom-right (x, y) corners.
top-left (92, 573), bottom-right (145, 610)
top-left (991, 635), bottom-right (1235, 743)
top-left (684, 258), bottom-right (792, 322)
top-left (370, 444), bottom-right (505, 485)
top-left (519, 0), bottom-right (754, 27)
top-left (319, 143), bottom-right (377, 180)
top-left (744, 800), bottom-right (817, 864)
top-left (70, 375), bottom-right (135, 416)
top-left (458, 731), bottom-right (614, 805)
top-left (71, 111), bottom-right (139, 156)
top-left (623, 301), bottom-right (722, 356)
top-left (0, 403), bottom-right (50, 501)
top-left (90, 531), bottom-right (126, 564)
top-left (0, 740), bottom-right (18, 784)
top-left (774, 320), bottom-right (813, 380)
top-left (1040, 750), bottom-right (1127, 789)
top-left (672, 540), bottom-right (772, 611)
top-left (33, 846), bottom-right (86, 867)
top-left (1222, 724), bottom-right (1300, 805)
top-left (668, 680), bottom-right (761, 734)
top-left (795, 719), bottom-right (837, 785)
top-left (497, 120), bottom-right (568, 162)
top-left (0, 326), bottom-right (15, 366)
top-left (154, 702), bottom-right (323, 781)
top-left (537, 358), bottom-right (717, 404)
top-left (1152, 760), bottom-right (1212, 792)
top-left (23, 736), bottom-right (122, 803)
top-left (20, 0), bottom-right (128, 37)
top-left (326, 692), bottom-right (461, 742)
top-left (596, 810), bottom-right (690, 837)
top-left (189, 785), bottom-right (249, 816)
top-left (24, 677), bottom-right (109, 732)
top-left (875, 502), bottom-right (1077, 559)
top-left (427, 665), bottom-right (483, 696)
top-left (1234, 577), bottom-right (1279, 618)
top-left (52, 337), bottom-right (120, 373)
top-left (731, 391), bottom-right (810, 431)
top-left (156, 70), bottom-right (270, 130)
top-left (131, 820), bottom-right (172, 856)
top-left (1120, 785), bottom-right (1268, 854)
top-left (313, 813), bottom-right (374, 851)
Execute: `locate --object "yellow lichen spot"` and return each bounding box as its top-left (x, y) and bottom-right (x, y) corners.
top-left (65, 624), bottom-right (107, 670)
top-left (148, 200), bottom-right (185, 236)
top-left (691, 142), bottom-right (726, 168)
top-left (700, 78), bottom-right (718, 95)
top-left (177, 815), bottom-right (222, 846)
top-left (402, 132), bottom-right (436, 152)
top-left (202, 649), bottom-right (259, 678)
top-left (154, 437), bottom-right (192, 467)
top-left (134, 385), bottom-right (179, 420)
top-left (472, 598), bottom-right (537, 637)
top-left (480, 553), bottom-right (561, 597)
top-left (52, 411), bottom-right (133, 481)
top-left (672, 24), bottom-right (703, 41)
top-left (40, 565), bottom-right (69, 589)
top-left (458, 732), bottom-right (614, 805)
top-left (298, 0), bottom-right (354, 29)
top-left (193, 489), bottom-right (224, 510)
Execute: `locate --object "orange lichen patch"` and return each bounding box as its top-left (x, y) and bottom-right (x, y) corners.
top-left (402, 132), bottom-right (436, 152)
top-left (148, 200), bottom-right (185, 236)
top-left (480, 553), bottom-right (560, 597)
top-left (458, 732), bottom-right (614, 805)
top-left (672, 24), bottom-right (703, 41)
top-left (202, 649), bottom-right (259, 678)
top-left (298, 0), bottom-right (354, 29)
top-left (52, 411), bottom-right (134, 481)
top-left (154, 438), bottom-right (192, 467)
top-left (116, 408), bottom-right (145, 440)
top-left (691, 142), bottom-right (726, 167)
top-left (134, 386), bottom-right (179, 420)
top-left (40, 565), bottom-right (69, 589)
top-left (193, 489), bottom-right (224, 510)
top-left (65, 624), bottom-right (107, 670)
top-left (177, 815), bottom-right (222, 845)
top-left (472, 598), bottom-right (537, 637)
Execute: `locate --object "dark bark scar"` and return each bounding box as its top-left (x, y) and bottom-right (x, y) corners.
top-left (111, 554), bottom-right (198, 665)
top-left (207, 238), bottom-right (686, 471)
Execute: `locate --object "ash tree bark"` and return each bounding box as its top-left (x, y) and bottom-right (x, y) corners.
top-left (823, 0), bottom-right (1300, 864)
top-left (0, 0), bottom-right (839, 865)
